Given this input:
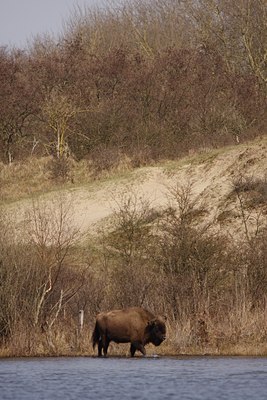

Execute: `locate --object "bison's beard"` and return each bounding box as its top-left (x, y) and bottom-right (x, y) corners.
top-left (152, 337), bottom-right (163, 346)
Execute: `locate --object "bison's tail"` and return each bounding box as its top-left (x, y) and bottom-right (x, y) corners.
top-left (91, 321), bottom-right (100, 349)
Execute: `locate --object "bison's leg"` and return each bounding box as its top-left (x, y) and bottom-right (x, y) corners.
top-left (101, 335), bottom-right (110, 357)
top-left (130, 342), bottom-right (146, 357)
top-left (130, 344), bottom-right (136, 357)
top-left (103, 340), bottom-right (110, 357)
top-left (98, 339), bottom-right (103, 357)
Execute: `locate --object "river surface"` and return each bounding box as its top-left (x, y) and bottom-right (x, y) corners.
top-left (0, 356), bottom-right (267, 400)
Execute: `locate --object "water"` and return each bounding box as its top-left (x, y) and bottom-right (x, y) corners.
top-left (0, 356), bottom-right (267, 400)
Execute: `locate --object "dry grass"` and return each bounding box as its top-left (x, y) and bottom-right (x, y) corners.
top-left (2, 311), bottom-right (267, 358)
top-left (0, 155), bottom-right (135, 204)
top-left (0, 144), bottom-right (234, 204)
top-left (0, 157), bottom-right (51, 203)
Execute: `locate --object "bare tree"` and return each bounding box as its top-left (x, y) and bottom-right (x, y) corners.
top-left (42, 87), bottom-right (86, 159)
top-left (24, 195), bottom-right (82, 328)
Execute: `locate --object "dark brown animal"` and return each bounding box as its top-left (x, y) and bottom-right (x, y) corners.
top-left (92, 307), bottom-right (166, 357)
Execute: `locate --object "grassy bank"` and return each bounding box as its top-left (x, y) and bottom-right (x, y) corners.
top-left (1, 313), bottom-right (267, 358)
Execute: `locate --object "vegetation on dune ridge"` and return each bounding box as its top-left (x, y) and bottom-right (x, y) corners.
top-left (1, 137), bottom-right (266, 204)
top-left (0, 0), bottom-right (267, 356)
top-left (0, 0), bottom-right (266, 169)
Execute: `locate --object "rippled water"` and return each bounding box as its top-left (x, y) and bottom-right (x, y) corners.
top-left (0, 356), bottom-right (267, 400)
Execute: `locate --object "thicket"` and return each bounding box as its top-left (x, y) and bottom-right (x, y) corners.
top-left (0, 0), bottom-right (266, 170)
top-left (1, 178), bottom-right (267, 356)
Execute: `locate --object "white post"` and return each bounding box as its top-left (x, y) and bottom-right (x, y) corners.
top-left (79, 310), bottom-right (84, 332)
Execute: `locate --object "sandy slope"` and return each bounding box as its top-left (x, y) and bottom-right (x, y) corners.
top-left (8, 139), bottom-right (267, 241)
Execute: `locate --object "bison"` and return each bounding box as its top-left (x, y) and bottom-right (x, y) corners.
top-left (92, 307), bottom-right (166, 357)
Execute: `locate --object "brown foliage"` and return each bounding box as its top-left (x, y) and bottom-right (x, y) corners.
top-left (0, 0), bottom-right (265, 166)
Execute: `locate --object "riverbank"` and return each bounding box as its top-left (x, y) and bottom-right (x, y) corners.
top-left (1, 321), bottom-right (267, 358)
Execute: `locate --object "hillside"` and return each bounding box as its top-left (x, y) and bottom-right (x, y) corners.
top-left (1, 137), bottom-right (267, 357)
top-left (3, 137), bottom-right (267, 242)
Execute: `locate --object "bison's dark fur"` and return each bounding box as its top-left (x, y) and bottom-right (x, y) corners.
top-left (92, 307), bottom-right (166, 357)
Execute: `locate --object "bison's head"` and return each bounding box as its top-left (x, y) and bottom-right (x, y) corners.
top-left (146, 317), bottom-right (166, 346)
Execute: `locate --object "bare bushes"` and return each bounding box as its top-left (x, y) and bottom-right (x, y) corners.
top-left (0, 212), bottom-right (20, 338)
top-left (1, 1), bottom-right (266, 167)
top-left (96, 183), bottom-right (267, 353)
top-left (1, 179), bottom-right (267, 355)
top-left (24, 197), bottom-right (82, 327)
top-left (100, 191), bottom-right (158, 309)
top-left (245, 231), bottom-right (267, 309)
top-left (232, 174), bottom-right (267, 208)
top-left (155, 195), bottom-right (229, 321)
top-left (88, 147), bottom-right (132, 179)
top-left (47, 156), bottom-right (72, 182)
top-left (0, 198), bottom-right (90, 355)
top-left (97, 186), bottom-right (229, 323)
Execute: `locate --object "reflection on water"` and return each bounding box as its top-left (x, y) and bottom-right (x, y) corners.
top-left (0, 356), bottom-right (267, 400)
